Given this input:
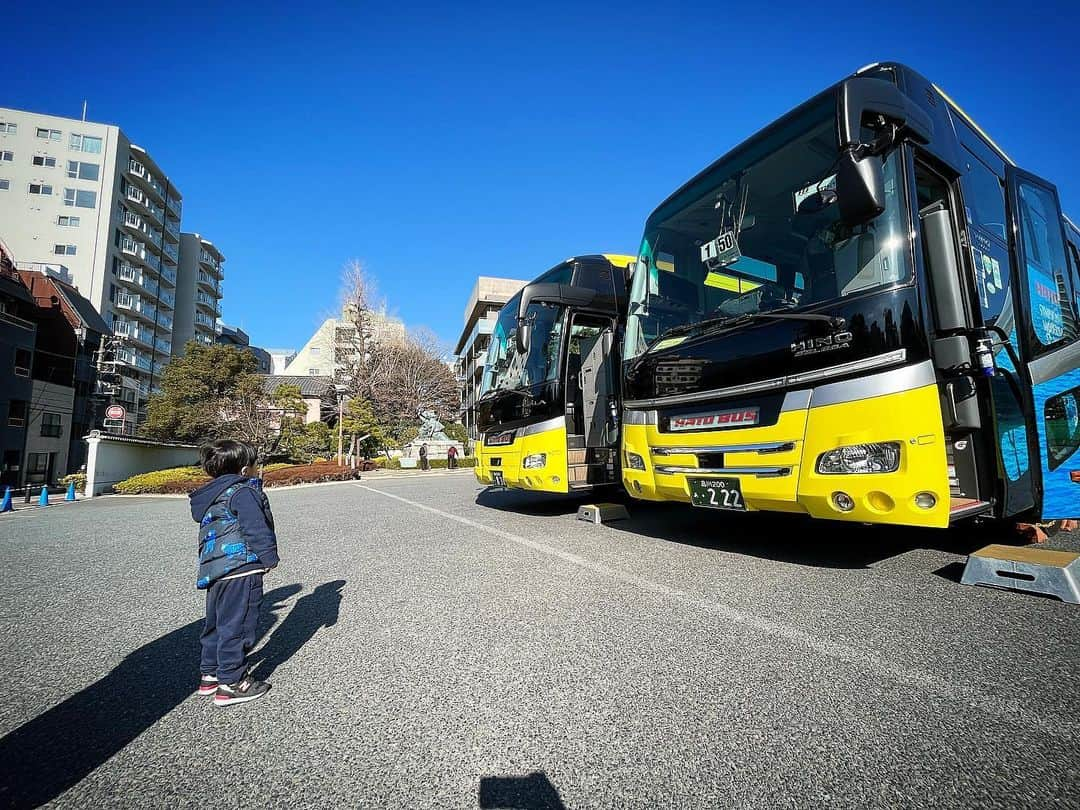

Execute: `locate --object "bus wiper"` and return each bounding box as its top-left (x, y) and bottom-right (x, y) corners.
top-left (749, 308), bottom-right (847, 328)
top-left (643, 315), bottom-right (739, 352)
top-left (644, 308), bottom-right (845, 354)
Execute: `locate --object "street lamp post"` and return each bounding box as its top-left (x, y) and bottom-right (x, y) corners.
top-left (335, 384), bottom-right (348, 466)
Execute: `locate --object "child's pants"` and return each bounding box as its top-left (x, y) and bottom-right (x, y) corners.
top-left (200, 573), bottom-right (263, 684)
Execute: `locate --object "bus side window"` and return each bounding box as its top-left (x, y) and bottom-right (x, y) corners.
top-left (1016, 183), bottom-right (1079, 351)
top-left (958, 151), bottom-right (1007, 242)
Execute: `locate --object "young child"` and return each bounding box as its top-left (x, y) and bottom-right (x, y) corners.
top-left (189, 439), bottom-right (279, 707)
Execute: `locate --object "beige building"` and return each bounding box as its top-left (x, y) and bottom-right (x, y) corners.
top-left (285, 304), bottom-right (406, 379)
top-left (0, 107), bottom-right (183, 435)
top-left (454, 276), bottom-right (528, 438)
top-left (173, 233), bottom-right (224, 353)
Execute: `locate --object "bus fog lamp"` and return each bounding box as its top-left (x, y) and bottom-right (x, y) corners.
top-left (522, 453), bottom-right (547, 469)
top-left (625, 451), bottom-right (646, 471)
top-left (817, 442), bottom-right (901, 475)
top-left (915, 491), bottom-right (937, 510)
top-left (832, 492), bottom-right (856, 512)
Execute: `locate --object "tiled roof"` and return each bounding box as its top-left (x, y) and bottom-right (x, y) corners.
top-left (260, 375), bottom-right (335, 397)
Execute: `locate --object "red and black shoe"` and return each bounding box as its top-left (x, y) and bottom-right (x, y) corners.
top-left (197, 674), bottom-right (218, 696)
top-left (214, 674), bottom-right (271, 707)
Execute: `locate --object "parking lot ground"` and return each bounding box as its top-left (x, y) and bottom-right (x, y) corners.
top-left (1, 473), bottom-right (1079, 809)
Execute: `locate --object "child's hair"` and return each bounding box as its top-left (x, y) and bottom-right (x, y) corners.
top-left (200, 439), bottom-right (257, 478)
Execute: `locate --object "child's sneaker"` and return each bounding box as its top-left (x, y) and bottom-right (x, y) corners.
top-left (214, 674), bottom-right (271, 707)
top-left (197, 675), bottom-right (218, 696)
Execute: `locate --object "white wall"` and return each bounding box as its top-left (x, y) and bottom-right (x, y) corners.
top-left (84, 432), bottom-right (200, 495)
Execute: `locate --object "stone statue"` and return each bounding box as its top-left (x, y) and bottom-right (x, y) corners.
top-left (417, 409), bottom-right (449, 441)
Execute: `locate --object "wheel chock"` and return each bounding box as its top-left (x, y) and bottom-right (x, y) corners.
top-left (577, 503), bottom-right (629, 524)
top-left (961, 544), bottom-right (1080, 603)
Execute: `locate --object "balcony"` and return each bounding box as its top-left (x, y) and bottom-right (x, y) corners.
top-left (199, 251), bottom-right (223, 275)
top-left (163, 242), bottom-right (179, 263)
top-left (144, 198), bottom-right (165, 226)
top-left (154, 337), bottom-right (172, 355)
top-left (122, 211), bottom-right (145, 234)
top-left (147, 175), bottom-right (167, 202)
top-left (115, 262), bottom-right (147, 290)
top-left (166, 195), bottom-right (182, 218)
top-left (159, 289), bottom-right (175, 309)
top-left (159, 266), bottom-right (177, 286)
top-left (197, 270), bottom-right (218, 291)
top-left (116, 347), bottom-right (152, 372)
top-left (157, 311), bottom-right (173, 330)
top-left (164, 218), bottom-right (180, 241)
top-left (113, 318), bottom-right (154, 348)
top-left (196, 291), bottom-right (221, 315)
top-left (194, 311), bottom-right (215, 329)
top-left (114, 292), bottom-right (156, 323)
top-left (118, 235), bottom-right (148, 265)
top-left (125, 185), bottom-right (148, 210)
top-left (195, 332), bottom-right (213, 346)
top-left (128, 158), bottom-right (146, 179)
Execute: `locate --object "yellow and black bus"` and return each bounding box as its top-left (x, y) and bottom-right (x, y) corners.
top-left (621, 62), bottom-right (1080, 529)
top-left (475, 254), bottom-right (635, 493)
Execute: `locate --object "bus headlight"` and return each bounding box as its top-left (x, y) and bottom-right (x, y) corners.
top-left (625, 451), bottom-right (646, 471)
top-left (522, 453), bottom-right (547, 469)
top-left (816, 442), bottom-right (901, 475)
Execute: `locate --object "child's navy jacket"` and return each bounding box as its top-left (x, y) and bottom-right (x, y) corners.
top-left (189, 474), bottom-right (279, 589)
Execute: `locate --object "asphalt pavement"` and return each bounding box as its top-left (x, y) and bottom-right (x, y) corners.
top-left (1, 470), bottom-right (1078, 809)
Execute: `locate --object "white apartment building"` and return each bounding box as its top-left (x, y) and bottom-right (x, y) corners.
top-left (285, 303), bottom-right (407, 379)
top-left (0, 107), bottom-right (183, 434)
top-left (174, 233), bottom-right (224, 353)
top-left (454, 276), bottom-right (527, 438)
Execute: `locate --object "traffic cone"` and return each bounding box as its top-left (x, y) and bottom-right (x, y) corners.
top-left (38, 486), bottom-right (49, 507)
top-left (0, 487), bottom-right (11, 513)
top-left (66, 481), bottom-right (76, 501)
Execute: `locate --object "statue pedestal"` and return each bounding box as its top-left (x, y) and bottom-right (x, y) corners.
top-left (402, 439), bottom-right (464, 461)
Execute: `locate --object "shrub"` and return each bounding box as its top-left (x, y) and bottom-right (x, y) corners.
top-left (60, 473), bottom-right (87, 491)
top-left (261, 462), bottom-right (362, 487)
top-left (114, 466), bottom-right (210, 494)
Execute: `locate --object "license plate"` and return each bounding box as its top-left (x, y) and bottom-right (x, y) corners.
top-left (490, 471), bottom-right (506, 488)
top-left (689, 477), bottom-right (745, 511)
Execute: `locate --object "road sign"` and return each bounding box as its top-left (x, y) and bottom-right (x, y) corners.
top-left (105, 405), bottom-right (126, 421)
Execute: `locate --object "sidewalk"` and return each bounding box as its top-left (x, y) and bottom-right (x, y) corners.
top-left (1, 493), bottom-right (85, 514)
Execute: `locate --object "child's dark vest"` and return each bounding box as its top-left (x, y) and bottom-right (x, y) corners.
top-left (196, 479), bottom-right (266, 589)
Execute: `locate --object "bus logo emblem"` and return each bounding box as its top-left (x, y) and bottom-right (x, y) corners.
top-left (791, 331), bottom-right (853, 357)
top-left (670, 407), bottom-right (760, 431)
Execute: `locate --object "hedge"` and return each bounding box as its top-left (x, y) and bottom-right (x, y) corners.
top-left (370, 457), bottom-right (477, 470)
top-left (261, 462), bottom-right (363, 487)
top-left (60, 473), bottom-right (87, 491)
top-left (114, 466), bottom-right (210, 494)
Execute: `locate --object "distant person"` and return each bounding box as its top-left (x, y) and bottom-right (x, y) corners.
top-left (189, 440), bottom-right (279, 707)
top-left (419, 442), bottom-right (430, 470)
top-left (447, 444), bottom-right (458, 469)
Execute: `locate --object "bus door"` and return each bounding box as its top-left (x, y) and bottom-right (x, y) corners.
top-left (565, 312), bottom-right (618, 486)
top-left (1006, 167), bottom-right (1080, 520)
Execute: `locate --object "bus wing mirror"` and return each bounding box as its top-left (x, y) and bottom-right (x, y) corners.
top-left (837, 76), bottom-right (933, 150)
top-left (836, 149), bottom-right (886, 227)
top-left (514, 321), bottom-right (530, 355)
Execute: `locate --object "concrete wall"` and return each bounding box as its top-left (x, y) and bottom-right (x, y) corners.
top-left (84, 432), bottom-right (199, 496)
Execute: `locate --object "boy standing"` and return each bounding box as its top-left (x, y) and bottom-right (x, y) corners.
top-left (190, 440), bottom-right (279, 707)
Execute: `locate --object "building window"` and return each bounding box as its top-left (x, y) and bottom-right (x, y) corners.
top-left (0, 179), bottom-right (9, 191)
top-left (14, 348), bottom-right (31, 376)
top-left (63, 188), bottom-right (97, 208)
top-left (310, 347), bottom-right (321, 355)
top-left (57, 215), bottom-right (80, 226)
top-left (309, 368), bottom-right (320, 376)
top-left (29, 183), bottom-right (53, 196)
top-left (0, 151), bottom-right (11, 162)
top-left (66, 160), bottom-right (100, 181)
top-left (0, 122), bottom-right (16, 134)
top-left (54, 244), bottom-right (77, 256)
top-left (32, 155), bottom-right (57, 168)
top-left (7, 400), bottom-right (28, 427)
top-left (36, 128), bottom-right (61, 141)
top-left (27, 452), bottom-right (50, 474)
top-left (69, 134), bottom-right (103, 154)
top-left (41, 413), bottom-right (63, 438)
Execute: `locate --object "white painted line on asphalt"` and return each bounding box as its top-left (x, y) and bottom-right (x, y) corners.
top-left (353, 482), bottom-right (1078, 741)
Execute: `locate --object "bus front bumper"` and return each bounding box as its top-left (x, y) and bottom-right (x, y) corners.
top-left (475, 424), bottom-right (569, 494)
top-left (622, 374), bottom-right (950, 528)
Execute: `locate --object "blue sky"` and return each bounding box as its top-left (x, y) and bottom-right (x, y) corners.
top-left (5, 1), bottom-right (1079, 351)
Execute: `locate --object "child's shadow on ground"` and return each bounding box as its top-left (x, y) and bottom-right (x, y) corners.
top-left (0, 580), bottom-right (345, 810)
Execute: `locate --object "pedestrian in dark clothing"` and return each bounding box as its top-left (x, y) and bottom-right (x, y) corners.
top-left (447, 444), bottom-right (458, 469)
top-left (419, 443), bottom-right (430, 470)
top-left (189, 440), bottom-right (279, 707)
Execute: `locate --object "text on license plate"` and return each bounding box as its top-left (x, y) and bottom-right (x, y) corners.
top-left (689, 477), bottom-right (745, 510)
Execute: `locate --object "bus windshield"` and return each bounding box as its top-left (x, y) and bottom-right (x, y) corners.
top-left (481, 297), bottom-right (565, 395)
top-left (624, 101), bottom-right (910, 360)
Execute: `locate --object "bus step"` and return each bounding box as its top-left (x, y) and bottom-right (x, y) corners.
top-left (568, 434), bottom-right (585, 449)
top-left (961, 544), bottom-right (1080, 604)
top-left (949, 498), bottom-right (992, 522)
top-left (568, 448), bottom-right (588, 465)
